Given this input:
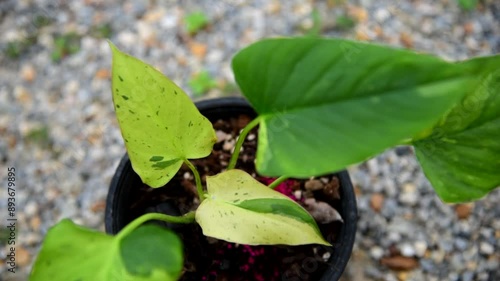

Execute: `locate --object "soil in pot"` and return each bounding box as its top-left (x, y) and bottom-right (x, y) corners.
top-left (125, 114), bottom-right (345, 281)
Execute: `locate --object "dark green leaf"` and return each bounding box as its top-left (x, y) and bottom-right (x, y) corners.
top-left (232, 37), bottom-right (477, 177)
top-left (413, 55), bottom-right (500, 202)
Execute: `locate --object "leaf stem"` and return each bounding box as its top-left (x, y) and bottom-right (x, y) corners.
top-left (116, 211), bottom-right (196, 240)
top-left (268, 175), bottom-right (290, 189)
top-left (184, 159), bottom-right (205, 202)
top-left (227, 117), bottom-right (261, 170)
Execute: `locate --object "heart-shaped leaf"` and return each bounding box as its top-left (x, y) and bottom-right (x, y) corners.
top-left (109, 42), bottom-right (216, 187)
top-left (413, 55), bottom-right (500, 202)
top-left (232, 38), bottom-right (478, 177)
top-left (30, 219), bottom-right (183, 281)
top-left (195, 169), bottom-right (329, 245)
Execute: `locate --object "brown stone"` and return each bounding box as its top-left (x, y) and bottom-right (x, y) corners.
top-left (455, 203), bottom-right (474, 219)
top-left (305, 179), bottom-right (324, 191)
top-left (91, 200), bottom-right (106, 213)
top-left (142, 9), bottom-right (165, 23)
top-left (7, 135), bottom-right (17, 148)
top-left (374, 25), bottom-right (384, 38)
top-left (14, 86), bottom-right (32, 104)
top-left (356, 29), bottom-right (370, 41)
top-left (348, 6), bottom-right (368, 23)
top-left (17, 246), bottom-right (31, 267)
top-left (397, 271), bottom-right (409, 281)
top-left (370, 193), bottom-right (384, 212)
top-left (95, 68), bottom-right (111, 79)
top-left (354, 185), bottom-right (362, 196)
top-left (190, 42), bottom-right (207, 60)
top-left (30, 216), bottom-right (41, 231)
top-left (380, 255), bottom-right (419, 271)
top-left (21, 64), bottom-right (36, 82)
top-left (323, 177), bottom-right (340, 200)
top-left (290, 180), bottom-right (301, 191)
top-left (463, 22), bottom-right (474, 35)
top-left (236, 114), bottom-right (251, 129)
top-left (266, 2), bottom-right (281, 14)
top-left (400, 32), bottom-right (413, 48)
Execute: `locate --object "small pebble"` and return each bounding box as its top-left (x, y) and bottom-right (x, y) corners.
top-left (304, 179), bottom-right (324, 191)
top-left (370, 193), bottom-right (384, 212)
top-left (479, 242), bottom-right (494, 255)
top-left (399, 243), bottom-right (415, 257)
top-left (20, 64), bottom-right (36, 82)
top-left (16, 247), bottom-right (31, 267)
top-left (455, 203), bottom-right (474, 219)
top-left (413, 241), bottom-right (427, 257)
top-left (370, 246), bottom-right (384, 260)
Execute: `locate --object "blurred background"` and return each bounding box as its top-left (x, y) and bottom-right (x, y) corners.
top-left (0, 0), bottom-right (499, 280)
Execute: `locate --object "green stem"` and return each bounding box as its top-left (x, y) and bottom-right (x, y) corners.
top-left (184, 159), bottom-right (205, 202)
top-left (227, 117), bottom-right (261, 170)
top-left (268, 175), bottom-right (289, 189)
top-left (116, 211), bottom-right (196, 240)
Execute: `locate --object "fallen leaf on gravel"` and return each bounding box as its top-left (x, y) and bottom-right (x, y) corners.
top-left (380, 255), bottom-right (418, 271)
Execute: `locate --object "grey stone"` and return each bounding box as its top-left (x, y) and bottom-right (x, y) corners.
top-left (454, 238), bottom-right (469, 251)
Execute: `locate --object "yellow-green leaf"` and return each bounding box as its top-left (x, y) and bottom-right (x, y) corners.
top-left (109, 42), bottom-right (216, 187)
top-left (195, 169), bottom-right (330, 246)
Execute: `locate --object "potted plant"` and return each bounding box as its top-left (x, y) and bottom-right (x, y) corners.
top-left (30, 37), bottom-right (499, 281)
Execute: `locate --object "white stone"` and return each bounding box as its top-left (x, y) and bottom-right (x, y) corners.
top-left (374, 8), bottom-right (390, 23)
top-left (370, 246), bottom-right (384, 259)
top-left (414, 241), bottom-right (428, 257)
top-left (479, 242), bottom-right (494, 255)
top-left (400, 243), bottom-right (416, 257)
top-left (25, 201), bottom-right (38, 216)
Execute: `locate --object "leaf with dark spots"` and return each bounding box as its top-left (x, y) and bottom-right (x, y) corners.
top-left (109, 41), bottom-right (216, 188)
top-left (196, 169), bottom-right (330, 246)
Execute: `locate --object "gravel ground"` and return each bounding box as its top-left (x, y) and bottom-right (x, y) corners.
top-left (1, 0), bottom-right (499, 280)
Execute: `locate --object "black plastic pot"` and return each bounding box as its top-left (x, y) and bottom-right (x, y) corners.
top-left (105, 97), bottom-right (357, 281)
